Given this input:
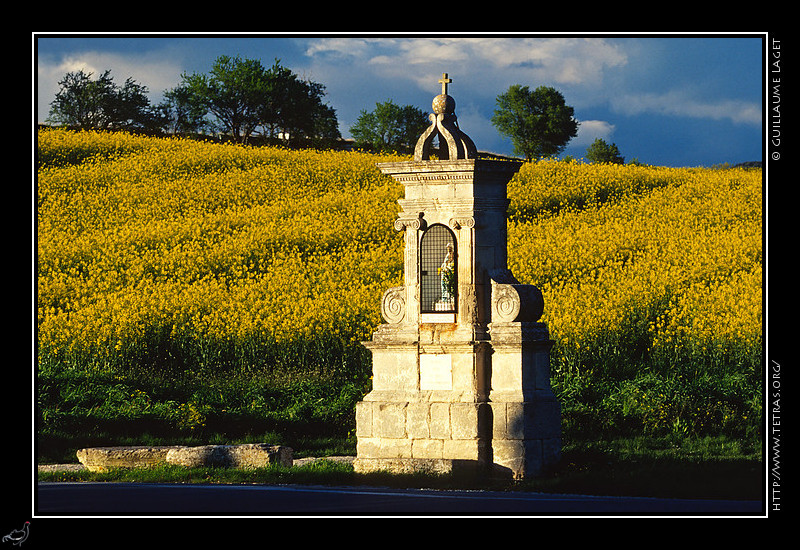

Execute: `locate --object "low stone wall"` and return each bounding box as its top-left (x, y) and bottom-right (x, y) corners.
top-left (76, 444), bottom-right (293, 472)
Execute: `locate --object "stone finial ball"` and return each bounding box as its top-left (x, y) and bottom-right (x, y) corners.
top-left (432, 93), bottom-right (455, 114)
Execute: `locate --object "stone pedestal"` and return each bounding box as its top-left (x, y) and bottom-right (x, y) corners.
top-left (353, 160), bottom-right (561, 479)
top-left (354, 75), bottom-right (560, 479)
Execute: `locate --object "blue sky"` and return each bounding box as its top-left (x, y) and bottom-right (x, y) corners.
top-left (35, 33), bottom-right (765, 167)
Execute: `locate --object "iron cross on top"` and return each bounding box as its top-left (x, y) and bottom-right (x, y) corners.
top-left (438, 73), bottom-right (452, 95)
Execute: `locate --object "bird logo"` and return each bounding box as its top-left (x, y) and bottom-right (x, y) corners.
top-left (2, 522), bottom-right (29, 546)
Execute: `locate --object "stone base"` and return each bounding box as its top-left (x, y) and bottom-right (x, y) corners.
top-left (355, 399), bottom-right (490, 467)
top-left (491, 438), bottom-right (562, 479)
top-left (76, 444), bottom-right (293, 472)
top-left (356, 400), bottom-right (489, 441)
top-left (353, 457), bottom-right (485, 476)
top-left (489, 396), bottom-right (562, 479)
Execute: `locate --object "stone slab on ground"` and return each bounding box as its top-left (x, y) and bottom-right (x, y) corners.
top-left (76, 446), bottom-right (181, 472)
top-left (75, 444), bottom-right (293, 472)
top-left (166, 444), bottom-right (293, 469)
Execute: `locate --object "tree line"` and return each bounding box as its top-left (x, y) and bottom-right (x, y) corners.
top-left (46, 53), bottom-right (629, 162)
top-left (46, 55), bottom-right (340, 147)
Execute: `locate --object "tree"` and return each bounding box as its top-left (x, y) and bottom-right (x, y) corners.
top-left (178, 55), bottom-right (272, 143)
top-left (258, 60), bottom-right (340, 144)
top-left (111, 77), bottom-right (160, 130)
top-left (177, 56), bottom-right (340, 145)
top-left (585, 138), bottom-right (625, 164)
top-left (350, 99), bottom-right (429, 153)
top-left (158, 85), bottom-right (210, 135)
top-left (308, 102), bottom-right (341, 146)
top-left (491, 84), bottom-right (579, 161)
top-left (47, 69), bottom-right (159, 130)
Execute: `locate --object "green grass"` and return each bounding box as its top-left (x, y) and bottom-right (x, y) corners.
top-left (37, 356), bottom-right (763, 502)
top-left (36, 365), bottom-right (366, 464)
top-left (38, 435), bottom-right (763, 501)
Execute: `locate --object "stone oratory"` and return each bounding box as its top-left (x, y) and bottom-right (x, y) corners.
top-left (354, 74), bottom-right (561, 479)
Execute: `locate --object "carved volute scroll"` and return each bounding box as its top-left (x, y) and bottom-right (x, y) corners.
top-left (381, 286), bottom-right (406, 324)
top-left (490, 280), bottom-right (544, 323)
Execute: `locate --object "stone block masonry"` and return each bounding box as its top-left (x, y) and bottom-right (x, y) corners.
top-left (355, 401), bottom-right (489, 462)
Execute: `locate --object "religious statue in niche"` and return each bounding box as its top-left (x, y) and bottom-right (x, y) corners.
top-left (437, 243), bottom-right (456, 309)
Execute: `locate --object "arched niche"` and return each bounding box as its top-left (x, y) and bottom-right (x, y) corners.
top-left (419, 223), bottom-right (457, 313)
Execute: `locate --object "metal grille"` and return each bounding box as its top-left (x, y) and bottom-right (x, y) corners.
top-left (420, 224), bottom-right (457, 313)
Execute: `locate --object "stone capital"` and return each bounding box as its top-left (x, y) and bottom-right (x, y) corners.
top-left (394, 212), bottom-right (426, 231)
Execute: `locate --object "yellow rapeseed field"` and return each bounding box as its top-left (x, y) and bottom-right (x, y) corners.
top-left (508, 159), bottom-right (762, 376)
top-left (37, 128), bottom-right (407, 374)
top-left (36, 128), bottom-right (763, 437)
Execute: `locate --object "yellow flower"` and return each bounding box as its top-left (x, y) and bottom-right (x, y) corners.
top-left (37, 128), bottom-right (761, 385)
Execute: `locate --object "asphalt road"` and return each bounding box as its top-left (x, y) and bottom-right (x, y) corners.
top-left (36, 482), bottom-right (763, 516)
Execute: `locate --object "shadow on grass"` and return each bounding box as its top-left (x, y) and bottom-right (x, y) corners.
top-left (516, 436), bottom-right (763, 501)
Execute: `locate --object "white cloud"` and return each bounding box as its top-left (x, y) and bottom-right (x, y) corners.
top-left (304, 37), bottom-right (375, 60)
top-left (302, 37), bottom-right (634, 155)
top-left (304, 36), bottom-right (762, 132)
top-left (573, 119), bottom-right (616, 147)
top-left (305, 36), bottom-right (628, 95)
top-left (611, 89), bottom-right (762, 126)
top-left (448, 101), bottom-right (496, 151)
